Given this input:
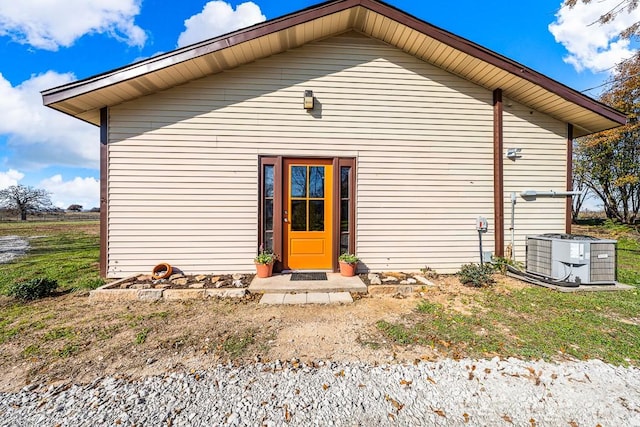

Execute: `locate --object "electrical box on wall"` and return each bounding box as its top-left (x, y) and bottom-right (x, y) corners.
top-left (476, 216), bottom-right (488, 232)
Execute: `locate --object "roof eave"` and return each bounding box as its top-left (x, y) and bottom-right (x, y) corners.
top-left (41, 0), bottom-right (627, 132)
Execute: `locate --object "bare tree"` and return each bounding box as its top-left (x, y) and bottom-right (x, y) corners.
top-left (565, 0), bottom-right (640, 40)
top-left (0, 185), bottom-right (53, 221)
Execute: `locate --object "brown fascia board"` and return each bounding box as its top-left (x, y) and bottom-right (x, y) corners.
top-left (41, 0), bottom-right (626, 127)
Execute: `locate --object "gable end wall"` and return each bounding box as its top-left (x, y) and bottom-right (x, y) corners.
top-left (106, 32), bottom-right (566, 277)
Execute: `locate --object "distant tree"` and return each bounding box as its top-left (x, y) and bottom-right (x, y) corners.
top-left (67, 204), bottom-right (83, 212)
top-left (0, 185), bottom-right (53, 221)
top-left (89, 207), bottom-right (100, 213)
top-left (572, 149), bottom-right (591, 222)
top-left (575, 55), bottom-right (640, 224)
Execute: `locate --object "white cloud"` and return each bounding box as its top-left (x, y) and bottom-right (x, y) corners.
top-left (0, 169), bottom-right (24, 189)
top-left (0, 0), bottom-right (146, 51)
top-left (0, 72), bottom-right (99, 170)
top-left (177, 1), bottom-right (265, 47)
top-left (40, 175), bottom-right (99, 210)
top-left (549, 0), bottom-right (640, 72)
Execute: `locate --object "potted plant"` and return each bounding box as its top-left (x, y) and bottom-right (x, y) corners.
top-left (254, 249), bottom-right (278, 278)
top-left (338, 253), bottom-right (359, 277)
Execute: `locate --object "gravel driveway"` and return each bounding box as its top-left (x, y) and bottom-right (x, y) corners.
top-left (0, 235), bottom-right (29, 264)
top-left (1, 358), bottom-right (638, 426)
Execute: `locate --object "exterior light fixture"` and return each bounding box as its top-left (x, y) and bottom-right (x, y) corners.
top-left (303, 90), bottom-right (314, 110)
top-left (506, 148), bottom-right (522, 160)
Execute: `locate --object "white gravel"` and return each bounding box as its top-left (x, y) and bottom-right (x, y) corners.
top-left (0, 235), bottom-right (29, 264)
top-left (0, 357), bottom-right (638, 426)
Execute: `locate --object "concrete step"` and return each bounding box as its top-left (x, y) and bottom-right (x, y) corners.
top-left (259, 292), bottom-right (353, 305)
top-left (249, 273), bottom-right (367, 294)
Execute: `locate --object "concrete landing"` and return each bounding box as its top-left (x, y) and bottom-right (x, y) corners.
top-left (249, 273), bottom-right (367, 294)
top-left (259, 292), bottom-right (353, 305)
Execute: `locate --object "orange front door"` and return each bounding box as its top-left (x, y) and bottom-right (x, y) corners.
top-left (283, 159), bottom-right (333, 270)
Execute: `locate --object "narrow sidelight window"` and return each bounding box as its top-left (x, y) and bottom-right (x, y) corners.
top-left (262, 164), bottom-right (274, 251)
top-left (340, 165), bottom-right (351, 255)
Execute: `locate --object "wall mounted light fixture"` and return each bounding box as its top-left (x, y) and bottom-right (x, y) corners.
top-left (303, 90), bottom-right (314, 110)
top-left (506, 148), bottom-right (522, 160)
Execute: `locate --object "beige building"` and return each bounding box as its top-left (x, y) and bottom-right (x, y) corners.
top-left (43, 0), bottom-right (625, 278)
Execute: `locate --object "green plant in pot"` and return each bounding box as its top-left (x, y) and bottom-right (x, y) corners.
top-left (254, 249), bottom-right (278, 278)
top-left (338, 253), bottom-right (359, 277)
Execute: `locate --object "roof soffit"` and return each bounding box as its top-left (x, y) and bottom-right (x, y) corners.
top-left (42, 0), bottom-right (625, 135)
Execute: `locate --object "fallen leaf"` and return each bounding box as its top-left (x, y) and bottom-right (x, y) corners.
top-left (463, 413), bottom-right (470, 423)
top-left (388, 413), bottom-right (395, 421)
top-left (284, 404), bottom-right (291, 423)
top-left (529, 418), bottom-right (536, 427)
top-left (551, 373), bottom-right (558, 380)
top-left (322, 384), bottom-right (329, 390)
top-left (468, 372), bottom-right (475, 380)
top-left (484, 368), bottom-right (491, 374)
top-left (567, 422), bottom-right (578, 427)
top-left (426, 376), bottom-right (436, 384)
top-left (400, 379), bottom-right (412, 386)
top-left (385, 394), bottom-right (404, 411)
top-left (335, 370), bottom-right (345, 377)
top-left (358, 384), bottom-right (366, 388)
top-left (433, 409), bottom-right (446, 418)
top-left (502, 414), bottom-right (513, 424)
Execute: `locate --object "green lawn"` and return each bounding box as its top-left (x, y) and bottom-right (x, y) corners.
top-left (0, 221), bottom-right (103, 294)
top-left (376, 221), bottom-right (640, 365)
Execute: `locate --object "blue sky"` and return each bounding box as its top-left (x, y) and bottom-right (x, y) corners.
top-left (1, 0), bottom-right (638, 209)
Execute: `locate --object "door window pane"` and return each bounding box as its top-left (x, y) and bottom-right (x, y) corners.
top-left (309, 166), bottom-right (325, 198)
top-left (264, 165), bottom-right (274, 198)
top-left (340, 234), bottom-right (349, 255)
top-left (309, 200), bottom-right (324, 231)
top-left (290, 166), bottom-right (307, 197)
top-left (264, 231), bottom-right (273, 252)
top-left (265, 199), bottom-right (273, 230)
top-left (291, 200), bottom-right (306, 231)
top-left (341, 200), bottom-right (348, 232)
top-left (341, 167), bottom-right (349, 199)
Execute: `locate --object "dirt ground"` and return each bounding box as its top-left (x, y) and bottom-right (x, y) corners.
top-left (0, 276), bottom-right (527, 392)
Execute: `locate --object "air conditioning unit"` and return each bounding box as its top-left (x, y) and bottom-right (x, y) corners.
top-left (526, 234), bottom-right (616, 285)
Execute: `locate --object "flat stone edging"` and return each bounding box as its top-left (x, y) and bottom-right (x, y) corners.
top-left (90, 276), bottom-right (247, 302)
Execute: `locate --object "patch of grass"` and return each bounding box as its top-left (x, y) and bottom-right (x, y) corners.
top-left (135, 328), bottom-right (150, 345)
top-left (126, 311), bottom-right (170, 326)
top-left (95, 325), bottom-right (122, 341)
top-left (43, 327), bottom-right (74, 341)
top-left (56, 343), bottom-right (79, 358)
top-left (0, 304), bottom-right (38, 344)
top-left (618, 236), bottom-right (640, 286)
top-left (222, 329), bottom-right (257, 359)
top-left (22, 344), bottom-right (41, 357)
top-left (0, 221), bottom-right (100, 295)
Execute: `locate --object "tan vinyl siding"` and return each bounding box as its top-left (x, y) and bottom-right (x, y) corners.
top-left (502, 98), bottom-right (568, 262)
top-left (107, 32), bottom-right (498, 277)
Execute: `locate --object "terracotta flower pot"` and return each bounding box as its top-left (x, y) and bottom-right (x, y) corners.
top-left (255, 262), bottom-right (274, 278)
top-left (339, 261), bottom-right (357, 277)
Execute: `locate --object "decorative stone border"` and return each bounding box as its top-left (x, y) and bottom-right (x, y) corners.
top-left (89, 275), bottom-right (247, 302)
